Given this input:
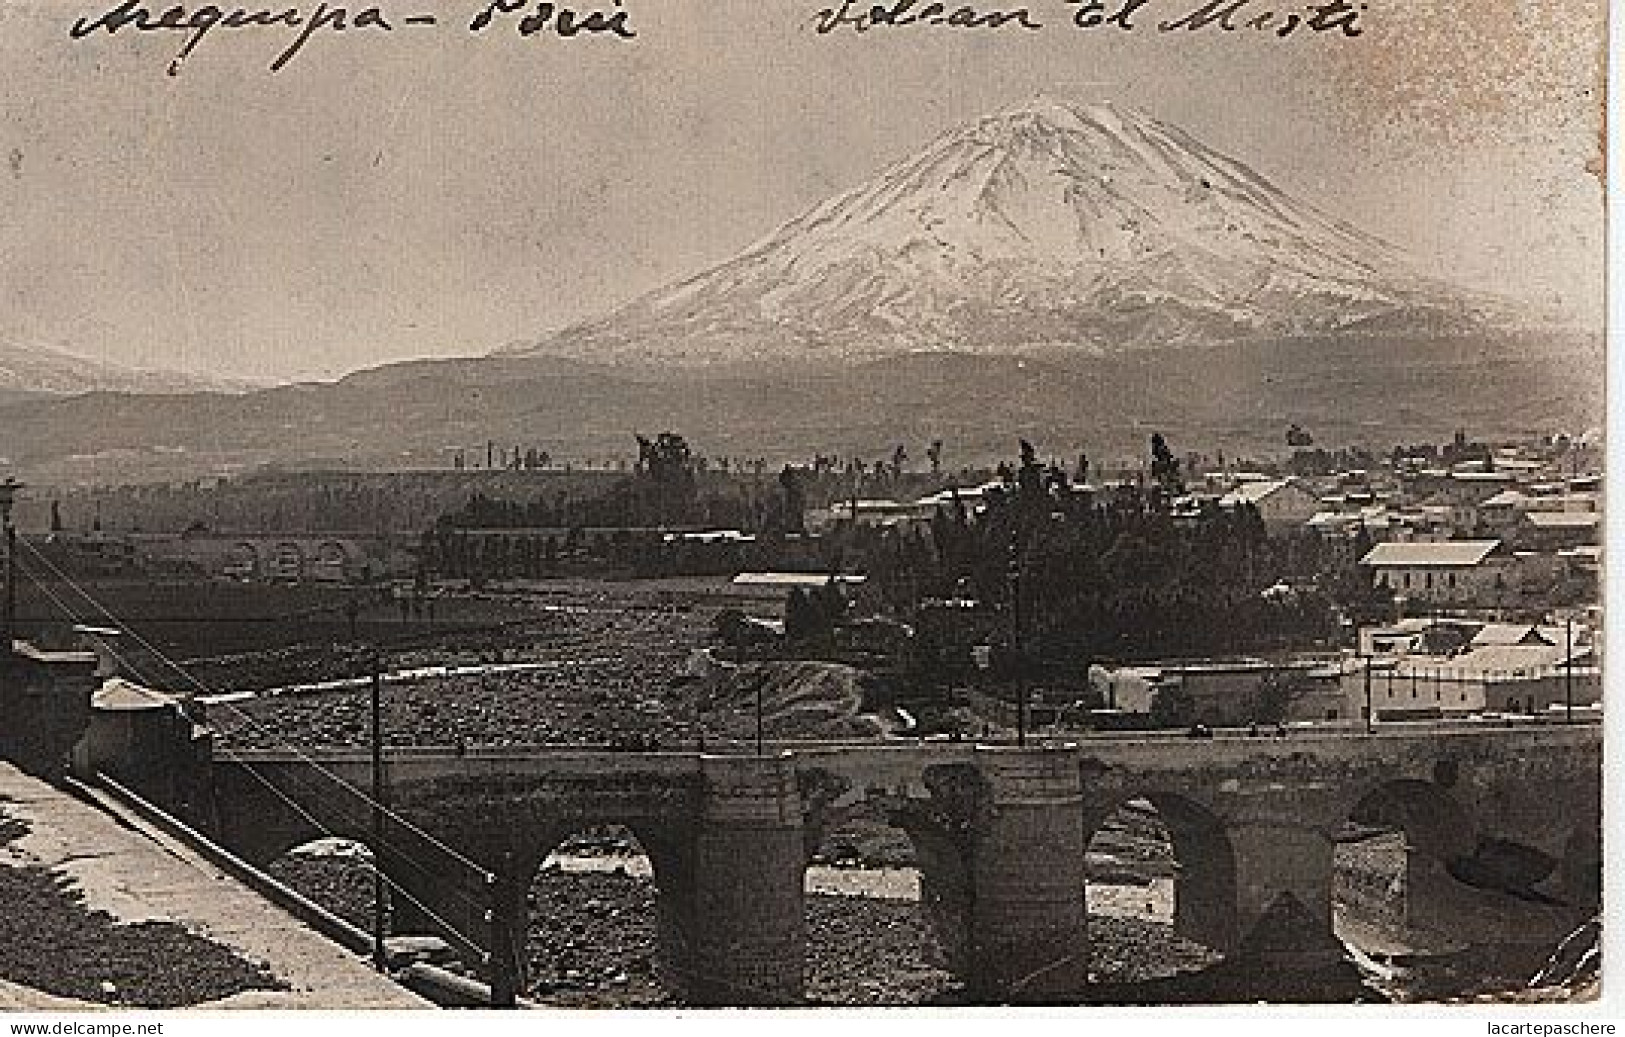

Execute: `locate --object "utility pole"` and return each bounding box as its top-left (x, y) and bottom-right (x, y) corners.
top-left (488, 852), bottom-right (521, 1008)
top-left (1362, 652), bottom-right (1373, 734)
top-left (1010, 529), bottom-right (1026, 748)
top-left (755, 678), bottom-right (764, 757)
top-left (1565, 617), bottom-right (1575, 723)
top-left (370, 656), bottom-right (388, 972)
top-left (0, 478), bottom-right (20, 658)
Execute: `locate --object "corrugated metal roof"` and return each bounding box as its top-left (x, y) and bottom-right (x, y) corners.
top-left (732, 572), bottom-right (866, 587)
top-left (1360, 540), bottom-right (1501, 567)
top-left (1441, 644), bottom-right (1586, 676)
top-left (1525, 512), bottom-right (1600, 528)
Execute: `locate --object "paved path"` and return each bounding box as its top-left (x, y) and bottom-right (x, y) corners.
top-left (0, 764), bottom-right (431, 1010)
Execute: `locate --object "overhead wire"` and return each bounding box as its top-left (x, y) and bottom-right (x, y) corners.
top-left (19, 541), bottom-right (825, 1004)
top-left (14, 550), bottom-right (496, 952)
top-left (18, 538), bottom-right (491, 879)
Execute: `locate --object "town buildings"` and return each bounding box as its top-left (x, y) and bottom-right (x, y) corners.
top-left (1358, 540), bottom-right (1506, 606)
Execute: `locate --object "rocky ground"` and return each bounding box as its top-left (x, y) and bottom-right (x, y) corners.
top-left (211, 596), bottom-right (719, 749)
top-left (269, 851), bottom-right (1220, 1007)
top-left (0, 804), bottom-right (287, 1008)
top-left (209, 594), bottom-right (905, 751)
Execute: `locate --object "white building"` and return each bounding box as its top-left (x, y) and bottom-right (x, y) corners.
top-left (1219, 478), bottom-right (1320, 529)
top-left (1359, 540), bottom-right (1507, 605)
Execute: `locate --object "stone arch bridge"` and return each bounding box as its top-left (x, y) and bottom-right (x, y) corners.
top-left (120, 531), bottom-right (410, 583)
top-left (196, 725), bottom-right (1598, 1004)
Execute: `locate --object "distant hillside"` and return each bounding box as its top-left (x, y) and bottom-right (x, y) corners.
top-left (0, 331), bottom-right (1599, 486)
top-left (0, 340), bottom-right (256, 396)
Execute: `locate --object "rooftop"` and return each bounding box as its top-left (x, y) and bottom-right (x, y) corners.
top-left (732, 572), bottom-right (867, 587)
top-left (1524, 512), bottom-right (1601, 529)
top-left (1480, 490), bottom-right (1527, 509)
top-left (1360, 540), bottom-right (1501, 568)
top-left (1441, 643), bottom-right (1589, 676)
top-left (1470, 623), bottom-right (1554, 648)
top-left (1220, 479), bottom-right (1302, 505)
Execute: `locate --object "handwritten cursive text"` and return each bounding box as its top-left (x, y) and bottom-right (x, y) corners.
top-left (67, 0), bottom-right (640, 74)
top-left (812, 0), bottom-right (1043, 34)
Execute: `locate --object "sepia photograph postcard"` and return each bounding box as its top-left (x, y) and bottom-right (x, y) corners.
top-left (0, 0), bottom-right (1610, 1019)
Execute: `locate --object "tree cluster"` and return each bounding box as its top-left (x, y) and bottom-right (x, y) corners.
top-left (860, 436), bottom-right (1349, 663)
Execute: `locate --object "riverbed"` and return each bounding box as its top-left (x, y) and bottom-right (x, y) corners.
top-left (544, 851), bottom-right (1176, 919)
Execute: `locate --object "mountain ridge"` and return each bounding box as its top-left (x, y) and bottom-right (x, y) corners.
top-left (0, 332), bottom-right (1599, 485)
top-left (0, 340), bottom-right (261, 397)
top-left (512, 97), bottom-right (1507, 368)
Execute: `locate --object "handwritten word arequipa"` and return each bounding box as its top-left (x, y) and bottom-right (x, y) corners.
top-left (66, 0), bottom-right (636, 75)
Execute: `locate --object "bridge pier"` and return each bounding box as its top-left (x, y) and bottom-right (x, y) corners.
top-left (660, 755), bottom-right (806, 1006)
top-left (965, 748), bottom-right (1089, 1001)
top-left (1225, 820), bottom-right (1341, 967)
top-left (1166, 816), bottom-right (1239, 953)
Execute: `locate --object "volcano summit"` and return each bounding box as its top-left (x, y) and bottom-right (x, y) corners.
top-left (516, 97), bottom-right (1500, 368)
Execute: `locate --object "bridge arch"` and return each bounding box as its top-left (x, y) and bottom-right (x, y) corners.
top-left (313, 541), bottom-right (350, 583)
top-left (1332, 776), bottom-right (1479, 956)
top-left (271, 542), bottom-right (305, 581)
top-left (225, 541), bottom-right (260, 579)
top-left (220, 801), bottom-right (332, 868)
top-left (517, 822), bottom-right (676, 1006)
top-left (1085, 790), bottom-right (1238, 957)
top-left (263, 836), bottom-right (381, 932)
top-left (180, 729), bottom-right (1599, 1005)
top-left (798, 794), bottom-right (961, 1001)
top-left (245, 822), bottom-right (489, 967)
top-left (1343, 777), bottom-right (1475, 863)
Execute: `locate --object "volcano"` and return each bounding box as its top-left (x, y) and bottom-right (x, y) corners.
top-left (0, 98), bottom-right (1588, 484)
top-left (515, 96), bottom-right (1499, 368)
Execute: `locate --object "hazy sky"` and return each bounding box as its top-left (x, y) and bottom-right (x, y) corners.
top-left (0, 0), bottom-right (1604, 381)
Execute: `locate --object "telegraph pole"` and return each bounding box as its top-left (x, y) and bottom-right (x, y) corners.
top-left (0, 478), bottom-right (20, 658)
top-left (488, 851), bottom-right (522, 1008)
top-left (1362, 652), bottom-right (1373, 734)
top-left (755, 678), bottom-right (764, 757)
top-left (370, 655), bottom-right (388, 972)
top-left (1010, 530), bottom-right (1027, 748)
top-left (1564, 617), bottom-right (1575, 723)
